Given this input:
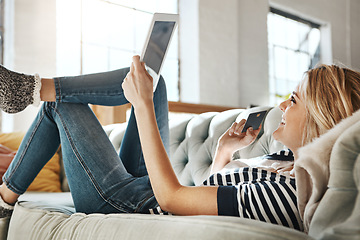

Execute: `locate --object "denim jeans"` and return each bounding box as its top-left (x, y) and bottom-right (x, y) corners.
top-left (2, 68), bottom-right (169, 214)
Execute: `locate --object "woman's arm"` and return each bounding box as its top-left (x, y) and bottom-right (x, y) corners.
top-left (122, 56), bottom-right (218, 215)
top-left (134, 102), bottom-right (218, 215)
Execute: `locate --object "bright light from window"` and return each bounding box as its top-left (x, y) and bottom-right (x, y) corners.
top-left (268, 10), bottom-right (321, 105)
top-left (57, 0), bottom-right (179, 101)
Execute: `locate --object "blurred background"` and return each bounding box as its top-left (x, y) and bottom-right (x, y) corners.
top-left (1, 0), bottom-right (359, 132)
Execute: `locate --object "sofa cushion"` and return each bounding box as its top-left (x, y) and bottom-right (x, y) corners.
top-left (7, 195), bottom-right (310, 240)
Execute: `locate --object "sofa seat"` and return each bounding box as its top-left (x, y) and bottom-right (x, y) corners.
top-left (7, 192), bottom-right (310, 240)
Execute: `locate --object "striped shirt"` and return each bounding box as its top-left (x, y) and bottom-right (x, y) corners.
top-left (149, 150), bottom-right (303, 231)
top-left (204, 150), bottom-right (303, 231)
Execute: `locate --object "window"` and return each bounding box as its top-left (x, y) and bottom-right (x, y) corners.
top-left (58, 0), bottom-right (179, 101)
top-left (268, 7), bottom-right (321, 105)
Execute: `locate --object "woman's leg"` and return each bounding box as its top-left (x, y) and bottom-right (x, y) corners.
top-left (0, 65), bottom-right (131, 113)
top-left (1, 66), bottom-right (169, 213)
top-left (54, 68), bottom-right (131, 106)
top-left (2, 102), bottom-right (157, 214)
top-left (0, 67), bottom-right (132, 203)
top-left (0, 103), bottom-right (61, 204)
top-left (54, 68), bottom-right (170, 177)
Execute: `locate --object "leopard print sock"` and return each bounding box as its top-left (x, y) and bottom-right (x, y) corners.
top-left (0, 65), bottom-right (41, 113)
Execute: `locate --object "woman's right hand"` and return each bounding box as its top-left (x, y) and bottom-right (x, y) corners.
top-left (122, 55), bottom-right (154, 109)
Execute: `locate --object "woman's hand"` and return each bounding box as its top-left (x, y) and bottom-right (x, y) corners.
top-left (218, 119), bottom-right (261, 155)
top-left (122, 55), bottom-right (153, 109)
top-left (211, 119), bottom-right (261, 174)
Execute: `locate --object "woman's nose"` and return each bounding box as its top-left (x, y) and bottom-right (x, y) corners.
top-left (279, 99), bottom-right (289, 112)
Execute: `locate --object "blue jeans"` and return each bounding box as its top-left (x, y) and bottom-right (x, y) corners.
top-left (2, 68), bottom-right (170, 214)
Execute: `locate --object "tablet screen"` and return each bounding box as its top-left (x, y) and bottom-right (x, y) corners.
top-left (143, 21), bottom-right (176, 74)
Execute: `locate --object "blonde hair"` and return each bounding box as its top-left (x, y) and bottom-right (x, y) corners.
top-left (299, 64), bottom-right (360, 145)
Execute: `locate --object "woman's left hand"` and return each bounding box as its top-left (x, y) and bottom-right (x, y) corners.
top-left (210, 120), bottom-right (261, 174)
top-left (122, 55), bottom-right (154, 109)
top-left (217, 119), bottom-right (262, 156)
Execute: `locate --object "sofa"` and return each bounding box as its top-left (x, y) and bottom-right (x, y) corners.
top-left (0, 106), bottom-right (358, 240)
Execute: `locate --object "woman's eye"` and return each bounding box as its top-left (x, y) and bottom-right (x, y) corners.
top-left (290, 96), bottom-right (296, 103)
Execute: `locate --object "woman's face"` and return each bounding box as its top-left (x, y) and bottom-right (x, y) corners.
top-left (272, 90), bottom-right (307, 155)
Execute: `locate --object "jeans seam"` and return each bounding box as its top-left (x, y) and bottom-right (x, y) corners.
top-left (60, 91), bottom-right (124, 96)
top-left (52, 104), bottom-right (132, 213)
top-left (135, 192), bottom-right (155, 213)
top-left (3, 110), bottom-right (46, 195)
top-left (54, 78), bottom-right (62, 102)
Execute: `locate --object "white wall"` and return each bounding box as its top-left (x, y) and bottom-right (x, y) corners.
top-left (179, 0), bottom-right (200, 104)
top-left (198, 0), bottom-right (240, 107)
top-left (236, 0), bottom-right (269, 108)
top-left (2, 0), bottom-right (56, 132)
top-left (179, 0), bottom-right (360, 108)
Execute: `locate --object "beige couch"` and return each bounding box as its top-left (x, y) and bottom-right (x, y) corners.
top-left (0, 106), bottom-right (359, 240)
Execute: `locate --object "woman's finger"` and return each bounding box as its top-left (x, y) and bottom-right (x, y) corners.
top-left (228, 122), bottom-right (237, 136)
top-left (246, 127), bottom-right (254, 136)
top-left (246, 123), bottom-right (262, 139)
top-left (144, 68), bottom-right (153, 80)
top-left (234, 119), bottom-right (246, 135)
top-left (132, 55), bottom-right (142, 70)
top-left (130, 61), bottom-right (135, 74)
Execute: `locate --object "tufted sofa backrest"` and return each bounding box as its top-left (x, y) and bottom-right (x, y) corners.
top-left (104, 106), bottom-right (286, 186)
top-left (169, 106), bottom-right (285, 186)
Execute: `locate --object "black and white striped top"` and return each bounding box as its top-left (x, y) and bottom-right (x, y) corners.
top-left (149, 150), bottom-right (303, 231)
top-left (204, 150), bottom-right (303, 231)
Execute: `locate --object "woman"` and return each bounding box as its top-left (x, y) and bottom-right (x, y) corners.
top-left (0, 56), bottom-right (359, 232)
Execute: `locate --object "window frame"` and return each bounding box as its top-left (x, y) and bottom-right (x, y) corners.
top-left (270, 7), bottom-right (320, 29)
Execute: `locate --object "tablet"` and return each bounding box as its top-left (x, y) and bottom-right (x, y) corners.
top-left (140, 13), bottom-right (179, 92)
